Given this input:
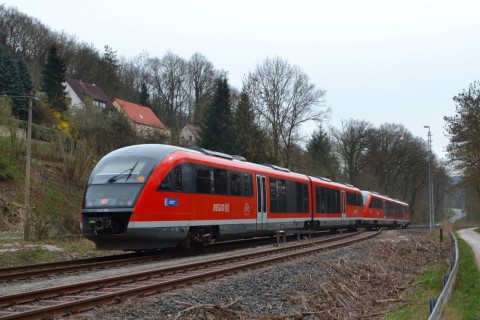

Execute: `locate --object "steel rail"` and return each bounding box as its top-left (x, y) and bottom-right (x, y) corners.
top-left (0, 230), bottom-right (380, 319)
top-left (0, 230), bottom-right (342, 282)
top-left (0, 251), bottom-right (174, 282)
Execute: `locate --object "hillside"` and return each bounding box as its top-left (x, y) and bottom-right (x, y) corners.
top-left (0, 144), bottom-right (87, 239)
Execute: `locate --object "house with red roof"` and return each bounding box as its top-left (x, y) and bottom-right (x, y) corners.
top-left (112, 98), bottom-right (171, 138)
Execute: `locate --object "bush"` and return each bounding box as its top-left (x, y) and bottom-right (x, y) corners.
top-left (31, 187), bottom-right (82, 239)
top-left (0, 194), bottom-right (22, 231)
top-left (0, 157), bottom-right (17, 181)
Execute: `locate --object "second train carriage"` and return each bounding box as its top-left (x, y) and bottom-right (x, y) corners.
top-left (361, 191), bottom-right (411, 228)
top-left (81, 144), bottom-right (410, 250)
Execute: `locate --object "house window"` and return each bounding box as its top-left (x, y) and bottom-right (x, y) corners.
top-left (93, 100), bottom-right (106, 109)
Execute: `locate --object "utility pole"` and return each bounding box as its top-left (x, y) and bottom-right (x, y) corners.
top-left (424, 126), bottom-right (434, 234)
top-left (1, 93), bottom-right (37, 240)
top-left (24, 94), bottom-right (33, 240)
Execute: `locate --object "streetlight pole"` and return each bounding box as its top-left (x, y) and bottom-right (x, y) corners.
top-left (424, 126), bottom-right (434, 234)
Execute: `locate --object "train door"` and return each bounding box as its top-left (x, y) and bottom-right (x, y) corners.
top-left (256, 174), bottom-right (267, 230)
top-left (341, 190), bottom-right (346, 223)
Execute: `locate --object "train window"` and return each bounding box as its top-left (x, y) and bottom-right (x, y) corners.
top-left (386, 201), bottom-right (395, 216)
top-left (243, 173), bottom-right (253, 197)
top-left (196, 166), bottom-right (213, 194)
top-left (397, 204), bottom-right (403, 218)
top-left (372, 198), bottom-right (384, 209)
top-left (269, 178), bottom-right (278, 212)
top-left (229, 172), bottom-right (242, 196)
top-left (295, 182), bottom-right (309, 213)
top-left (315, 186), bottom-right (340, 214)
top-left (214, 168), bottom-right (228, 195)
top-left (89, 156), bottom-right (157, 184)
top-left (269, 177), bottom-right (287, 213)
top-left (158, 164), bottom-right (184, 191)
top-left (347, 192), bottom-right (363, 206)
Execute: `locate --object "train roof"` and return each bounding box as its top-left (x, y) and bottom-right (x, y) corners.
top-left (101, 144), bottom-right (362, 192)
top-left (361, 190), bottom-right (409, 205)
top-left (101, 144), bottom-right (304, 178)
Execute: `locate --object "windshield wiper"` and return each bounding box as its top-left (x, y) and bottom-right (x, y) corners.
top-left (108, 161), bottom-right (139, 183)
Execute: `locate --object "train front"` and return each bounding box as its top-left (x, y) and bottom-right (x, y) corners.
top-left (81, 144), bottom-right (186, 250)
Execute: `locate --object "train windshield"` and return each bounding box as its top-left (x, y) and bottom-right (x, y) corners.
top-left (88, 156), bottom-right (158, 184)
top-left (84, 156), bottom-right (158, 209)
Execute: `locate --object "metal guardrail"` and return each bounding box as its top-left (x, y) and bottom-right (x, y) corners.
top-left (428, 231), bottom-right (459, 320)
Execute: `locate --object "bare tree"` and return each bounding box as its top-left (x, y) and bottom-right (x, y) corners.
top-left (244, 57), bottom-right (326, 167)
top-left (144, 52), bottom-right (190, 131)
top-left (444, 81), bottom-right (480, 198)
top-left (331, 119), bottom-right (373, 185)
top-left (0, 5), bottom-right (53, 87)
top-left (187, 52), bottom-right (218, 125)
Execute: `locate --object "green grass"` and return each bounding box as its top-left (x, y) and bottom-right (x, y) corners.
top-left (445, 236), bottom-right (480, 319)
top-left (382, 262), bottom-right (449, 320)
top-left (0, 237), bottom-right (103, 268)
top-left (0, 246), bottom-right (60, 267)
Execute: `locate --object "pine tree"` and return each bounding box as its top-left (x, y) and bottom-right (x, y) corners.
top-left (97, 45), bottom-right (120, 97)
top-left (15, 58), bottom-right (33, 119)
top-left (40, 45), bottom-right (68, 111)
top-left (306, 125), bottom-right (339, 179)
top-left (199, 77), bottom-right (235, 154)
top-left (233, 91), bottom-right (270, 162)
top-left (139, 82), bottom-right (150, 106)
top-left (0, 48), bottom-right (32, 120)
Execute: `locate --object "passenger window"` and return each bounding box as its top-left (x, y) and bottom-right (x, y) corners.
top-left (196, 167), bottom-right (213, 194)
top-left (243, 173), bottom-right (253, 196)
top-left (158, 165), bottom-right (183, 191)
top-left (230, 172), bottom-right (242, 196)
top-left (214, 168), bottom-right (228, 195)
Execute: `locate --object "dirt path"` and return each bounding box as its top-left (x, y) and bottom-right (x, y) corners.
top-left (457, 227), bottom-right (480, 268)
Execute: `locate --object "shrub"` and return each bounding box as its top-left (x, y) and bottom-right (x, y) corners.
top-left (0, 157), bottom-right (17, 181)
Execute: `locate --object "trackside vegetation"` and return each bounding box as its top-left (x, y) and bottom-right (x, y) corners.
top-left (383, 234), bottom-right (451, 320)
top-left (445, 236), bottom-right (480, 319)
top-left (384, 229), bottom-right (480, 320)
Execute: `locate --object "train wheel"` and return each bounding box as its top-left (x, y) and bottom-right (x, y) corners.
top-left (187, 226), bottom-right (215, 247)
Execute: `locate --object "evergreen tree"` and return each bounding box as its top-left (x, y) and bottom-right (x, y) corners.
top-left (0, 48), bottom-right (32, 119)
top-left (15, 57), bottom-right (33, 119)
top-left (139, 82), bottom-right (150, 106)
top-left (97, 45), bottom-right (121, 97)
top-left (233, 91), bottom-right (271, 162)
top-left (40, 44), bottom-right (68, 111)
top-left (306, 125), bottom-right (339, 179)
top-left (199, 77), bottom-right (235, 154)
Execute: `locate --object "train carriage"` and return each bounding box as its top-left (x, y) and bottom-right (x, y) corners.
top-left (81, 144), bottom-right (410, 251)
top-left (310, 177), bottom-right (364, 230)
top-left (82, 144), bottom-right (316, 250)
top-left (361, 191), bottom-right (410, 228)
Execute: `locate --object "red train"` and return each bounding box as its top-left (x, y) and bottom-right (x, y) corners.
top-left (81, 144), bottom-right (410, 250)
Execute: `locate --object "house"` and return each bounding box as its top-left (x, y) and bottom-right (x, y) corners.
top-left (112, 98), bottom-right (171, 138)
top-left (179, 123), bottom-right (201, 146)
top-left (64, 78), bottom-right (110, 109)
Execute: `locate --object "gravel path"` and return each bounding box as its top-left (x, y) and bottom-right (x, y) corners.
top-left (457, 227), bottom-right (480, 268)
top-left (65, 229), bottom-right (450, 320)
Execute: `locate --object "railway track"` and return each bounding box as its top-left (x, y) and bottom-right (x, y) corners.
top-left (0, 251), bottom-right (169, 282)
top-left (0, 231), bottom-right (341, 283)
top-left (0, 230), bottom-right (380, 319)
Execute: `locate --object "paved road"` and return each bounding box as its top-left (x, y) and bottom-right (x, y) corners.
top-left (450, 208), bottom-right (466, 223)
top-left (457, 228), bottom-right (480, 269)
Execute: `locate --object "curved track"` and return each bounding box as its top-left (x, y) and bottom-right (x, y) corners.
top-left (0, 230), bottom-right (380, 319)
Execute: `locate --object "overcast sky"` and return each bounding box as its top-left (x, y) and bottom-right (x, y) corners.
top-left (3, 0), bottom-right (480, 159)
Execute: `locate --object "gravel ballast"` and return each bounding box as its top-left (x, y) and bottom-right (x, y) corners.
top-left (67, 229), bottom-right (451, 320)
